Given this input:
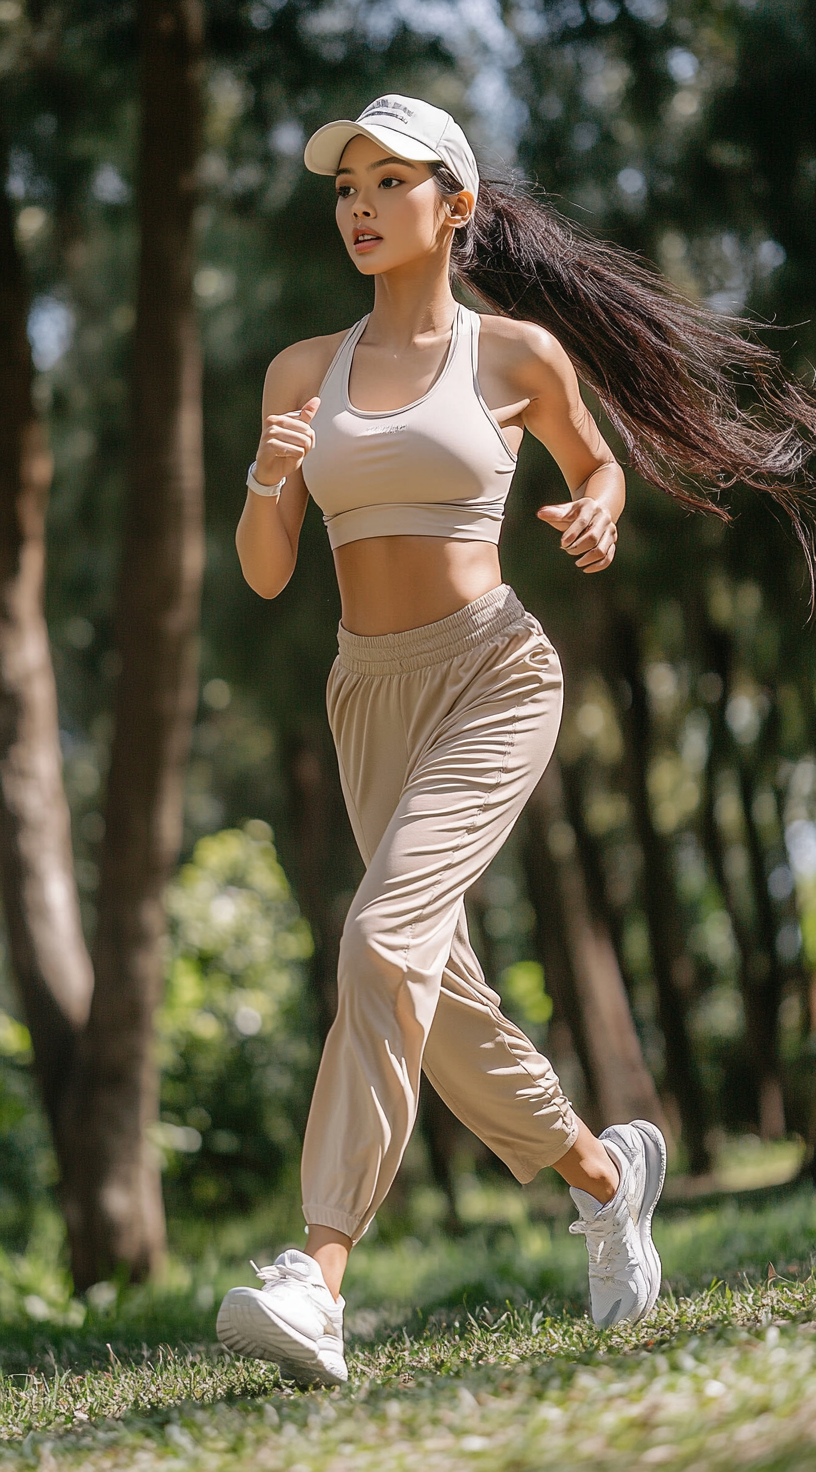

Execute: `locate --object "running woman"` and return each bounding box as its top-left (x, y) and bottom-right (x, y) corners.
top-left (216, 95), bottom-right (816, 1386)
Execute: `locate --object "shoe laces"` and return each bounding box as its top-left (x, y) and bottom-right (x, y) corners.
top-left (250, 1258), bottom-right (315, 1290)
top-left (569, 1208), bottom-right (638, 1281)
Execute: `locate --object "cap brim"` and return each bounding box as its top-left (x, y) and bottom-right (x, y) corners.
top-left (304, 120), bottom-right (442, 176)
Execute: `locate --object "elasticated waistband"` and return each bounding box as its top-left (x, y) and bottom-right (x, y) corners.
top-left (336, 584), bottom-right (528, 675)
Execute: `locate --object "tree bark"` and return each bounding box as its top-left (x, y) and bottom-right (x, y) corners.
top-left (524, 758), bottom-right (670, 1137)
top-left (695, 614), bottom-right (787, 1139)
top-left (521, 802), bottom-right (600, 1132)
top-left (736, 757), bottom-right (787, 1138)
top-left (561, 758), bottom-right (636, 999)
top-left (65, 0), bottom-right (205, 1289)
top-left (613, 608), bottom-right (711, 1173)
top-left (0, 134), bottom-right (94, 1153)
top-left (285, 728), bottom-right (358, 1044)
top-left (419, 1078), bottom-right (463, 1231)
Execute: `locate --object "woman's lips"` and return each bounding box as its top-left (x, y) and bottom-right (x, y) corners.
top-left (353, 233), bottom-right (382, 253)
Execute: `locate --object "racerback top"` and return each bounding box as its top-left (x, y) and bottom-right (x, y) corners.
top-left (302, 304), bottom-right (518, 550)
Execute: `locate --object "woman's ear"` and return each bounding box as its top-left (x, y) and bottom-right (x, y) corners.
top-left (447, 189), bottom-right (475, 227)
top-left (441, 188), bottom-right (474, 231)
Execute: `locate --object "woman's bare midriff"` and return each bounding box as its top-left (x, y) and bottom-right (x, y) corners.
top-left (334, 536), bottom-right (503, 636)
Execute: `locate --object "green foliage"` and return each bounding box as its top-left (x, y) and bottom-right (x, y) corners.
top-left (500, 961), bottom-right (553, 1031)
top-left (157, 823), bottom-right (316, 1215)
top-left (0, 1012), bottom-right (53, 1248)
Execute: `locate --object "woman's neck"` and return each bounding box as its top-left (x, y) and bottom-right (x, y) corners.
top-left (366, 250), bottom-right (458, 349)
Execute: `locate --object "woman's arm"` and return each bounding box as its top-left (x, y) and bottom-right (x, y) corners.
top-left (236, 335), bottom-right (340, 598)
top-left (502, 321), bottom-right (625, 573)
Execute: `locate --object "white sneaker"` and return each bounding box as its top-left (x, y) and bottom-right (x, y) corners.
top-left (216, 1249), bottom-right (347, 1386)
top-left (569, 1119), bottom-right (666, 1329)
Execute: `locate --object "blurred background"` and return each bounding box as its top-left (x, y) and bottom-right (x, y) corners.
top-left (0, 0), bottom-right (814, 1295)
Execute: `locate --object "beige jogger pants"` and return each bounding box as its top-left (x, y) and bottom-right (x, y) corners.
top-left (301, 584), bottom-right (578, 1244)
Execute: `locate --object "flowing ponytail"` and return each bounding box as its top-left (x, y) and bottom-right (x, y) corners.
top-left (434, 165), bottom-right (816, 592)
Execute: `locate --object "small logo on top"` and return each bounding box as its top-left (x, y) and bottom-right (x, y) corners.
top-left (360, 98), bottom-right (415, 124)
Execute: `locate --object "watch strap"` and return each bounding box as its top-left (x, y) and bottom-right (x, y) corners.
top-left (247, 461), bottom-right (285, 498)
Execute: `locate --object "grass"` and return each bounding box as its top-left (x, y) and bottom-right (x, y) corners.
top-left (0, 1156), bottom-right (816, 1468)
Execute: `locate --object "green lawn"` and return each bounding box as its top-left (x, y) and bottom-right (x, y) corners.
top-left (1, 1174), bottom-right (816, 1469)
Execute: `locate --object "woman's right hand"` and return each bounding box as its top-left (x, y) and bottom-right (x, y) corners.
top-left (255, 396), bottom-right (321, 485)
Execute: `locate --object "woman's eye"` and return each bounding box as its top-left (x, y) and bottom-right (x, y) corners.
top-left (379, 176), bottom-right (401, 189)
top-left (335, 185), bottom-right (353, 199)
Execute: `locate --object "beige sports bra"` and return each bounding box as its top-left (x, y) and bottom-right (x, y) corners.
top-left (302, 304), bottom-right (518, 550)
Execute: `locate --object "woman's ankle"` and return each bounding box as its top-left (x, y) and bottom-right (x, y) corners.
top-left (305, 1225), bottom-right (352, 1300)
top-left (552, 1120), bottom-right (621, 1204)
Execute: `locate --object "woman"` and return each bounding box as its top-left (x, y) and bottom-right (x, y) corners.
top-left (216, 95), bottom-right (815, 1386)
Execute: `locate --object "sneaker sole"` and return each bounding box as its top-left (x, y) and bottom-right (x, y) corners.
top-left (629, 1119), bottom-right (667, 1319)
top-left (216, 1289), bottom-right (347, 1387)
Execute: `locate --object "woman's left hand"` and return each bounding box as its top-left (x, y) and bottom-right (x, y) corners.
top-left (537, 498), bottom-right (618, 573)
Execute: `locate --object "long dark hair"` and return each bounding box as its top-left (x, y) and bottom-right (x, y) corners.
top-left (433, 165), bottom-right (816, 593)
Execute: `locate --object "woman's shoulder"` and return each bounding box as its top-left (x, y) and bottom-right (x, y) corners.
top-left (475, 310), bottom-right (564, 359)
top-left (475, 311), bottom-right (574, 384)
top-left (267, 327), bottom-right (353, 376)
top-left (264, 325), bottom-right (359, 401)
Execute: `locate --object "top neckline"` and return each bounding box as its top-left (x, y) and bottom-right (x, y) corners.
top-left (342, 304), bottom-right (464, 420)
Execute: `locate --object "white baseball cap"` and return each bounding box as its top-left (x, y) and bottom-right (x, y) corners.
top-left (304, 94), bottom-right (480, 202)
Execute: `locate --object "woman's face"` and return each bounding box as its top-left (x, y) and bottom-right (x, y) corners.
top-left (334, 133), bottom-right (471, 275)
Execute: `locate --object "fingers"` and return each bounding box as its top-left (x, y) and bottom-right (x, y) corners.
top-left (537, 502), bottom-right (580, 528)
top-left (560, 500), bottom-right (609, 549)
top-left (538, 500), bottom-right (603, 548)
top-left (573, 518), bottom-right (617, 571)
top-left (265, 425), bottom-right (314, 454)
top-left (261, 398), bottom-right (320, 449)
top-left (577, 530), bottom-right (617, 565)
top-left (259, 409), bottom-right (318, 476)
top-left (539, 496), bottom-right (619, 573)
top-left (566, 521), bottom-right (618, 557)
top-left (264, 411), bottom-right (316, 442)
top-left (579, 541), bottom-right (617, 573)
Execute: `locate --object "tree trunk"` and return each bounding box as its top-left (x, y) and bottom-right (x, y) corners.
top-left (613, 608), bottom-right (711, 1173)
top-left (736, 756), bottom-right (787, 1139)
top-left (521, 800), bottom-right (600, 1132)
top-left (65, 0), bottom-right (205, 1289)
top-left (0, 134), bottom-right (94, 1156)
top-left (526, 758), bottom-right (670, 1136)
top-left (697, 616), bottom-right (786, 1139)
top-left (561, 758), bottom-right (636, 999)
top-left (419, 1078), bottom-right (463, 1231)
top-left (285, 728), bottom-right (358, 1043)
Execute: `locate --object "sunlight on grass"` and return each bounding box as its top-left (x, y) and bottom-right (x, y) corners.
top-left (0, 1180), bottom-right (815, 1467)
top-left (2, 1280), bottom-right (816, 1468)
top-left (715, 1135), bottom-right (806, 1192)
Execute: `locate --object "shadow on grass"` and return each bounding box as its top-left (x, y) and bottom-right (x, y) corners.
top-left (0, 1310), bottom-right (221, 1379)
top-left (0, 1179), bottom-right (810, 1383)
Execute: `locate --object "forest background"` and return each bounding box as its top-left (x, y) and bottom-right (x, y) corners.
top-left (0, 0), bottom-right (814, 1292)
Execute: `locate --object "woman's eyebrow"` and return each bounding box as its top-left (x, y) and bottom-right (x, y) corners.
top-left (335, 155), bottom-right (420, 178)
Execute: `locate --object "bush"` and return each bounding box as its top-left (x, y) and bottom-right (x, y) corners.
top-left (157, 821), bottom-right (316, 1214)
top-left (0, 1012), bottom-right (54, 1248)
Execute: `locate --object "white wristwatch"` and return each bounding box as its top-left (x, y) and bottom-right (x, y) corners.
top-left (247, 461), bottom-right (285, 499)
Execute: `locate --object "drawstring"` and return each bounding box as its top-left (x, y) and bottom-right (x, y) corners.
top-left (250, 1258), bottom-right (313, 1287)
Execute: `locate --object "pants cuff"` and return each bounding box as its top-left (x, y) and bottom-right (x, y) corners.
top-left (511, 1117), bottom-right (581, 1185)
top-left (302, 1203), bottom-right (362, 1242)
